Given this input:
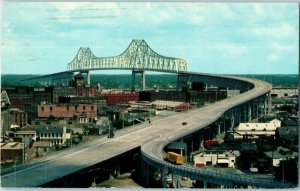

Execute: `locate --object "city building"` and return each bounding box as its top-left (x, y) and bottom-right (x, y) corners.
top-left (4, 86), bottom-right (34, 111)
top-left (73, 73), bottom-right (96, 97)
top-left (37, 103), bottom-right (97, 122)
top-left (150, 100), bottom-right (192, 111)
top-left (36, 126), bottom-right (71, 147)
top-left (101, 91), bottom-right (139, 105)
top-left (139, 90), bottom-right (187, 102)
top-left (235, 119), bottom-right (281, 136)
top-left (58, 95), bottom-right (107, 115)
top-left (270, 87), bottom-right (298, 98)
top-left (52, 87), bottom-right (76, 103)
top-left (1, 108), bottom-right (28, 139)
top-left (139, 89), bottom-right (227, 104)
top-left (14, 126), bottom-right (37, 141)
top-left (192, 150), bottom-right (240, 168)
top-left (32, 141), bottom-right (50, 157)
top-left (0, 142), bottom-right (24, 165)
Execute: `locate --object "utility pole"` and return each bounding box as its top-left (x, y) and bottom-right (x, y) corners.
top-left (122, 113), bottom-right (124, 130)
top-left (282, 159), bottom-right (284, 183)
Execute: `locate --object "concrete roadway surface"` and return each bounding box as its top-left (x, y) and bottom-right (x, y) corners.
top-left (0, 110), bottom-right (185, 187)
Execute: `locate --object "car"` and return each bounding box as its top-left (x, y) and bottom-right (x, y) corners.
top-left (166, 177), bottom-right (173, 186)
top-left (182, 122), bottom-right (187, 125)
top-left (181, 176), bottom-right (188, 181)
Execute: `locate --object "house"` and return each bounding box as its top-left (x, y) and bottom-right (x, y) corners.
top-left (236, 119), bottom-right (281, 136)
top-left (32, 141), bottom-right (50, 157)
top-left (193, 150), bottom-right (240, 168)
top-left (35, 126), bottom-right (72, 147)
top-left (14, 126), bottom-right (37, 141)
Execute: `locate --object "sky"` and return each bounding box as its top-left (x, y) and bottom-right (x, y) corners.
top-left (1, 2), bottom-right (299, 75)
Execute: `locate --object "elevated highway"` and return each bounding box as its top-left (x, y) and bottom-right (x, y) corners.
top-left (2, 72), bottom-right (293, 188)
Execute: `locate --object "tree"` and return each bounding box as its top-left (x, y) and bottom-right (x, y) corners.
top-left (273, 157), bottom-right (298, 184)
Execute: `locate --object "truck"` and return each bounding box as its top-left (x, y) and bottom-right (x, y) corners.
top-left (204, 140), bottom-right (219, 148)
top-left (166, 152), bottom-right (184, 165)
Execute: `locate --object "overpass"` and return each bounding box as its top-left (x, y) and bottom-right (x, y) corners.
top-left (1, 40), bottom-right (294, 188)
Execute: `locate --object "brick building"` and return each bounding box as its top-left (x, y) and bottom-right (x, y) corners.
top-left (4, 86), bottom-right (34, 111)
top-left (37, 103), bottom-right (97, 122)
top-left (101, 92), bottom-right (139, 105)
top-left (1, 108), bottom-right (28, 138)
top-left (139, 89), bottom-right (227, 104)
top-left (52, 87), bottom-right (76, 103)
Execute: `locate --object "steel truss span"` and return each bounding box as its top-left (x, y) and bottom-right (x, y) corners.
top-left (67, 39), bottom-right (188, 73)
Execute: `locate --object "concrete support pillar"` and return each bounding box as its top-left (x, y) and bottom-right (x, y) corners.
top-left (223, 118), bottom-right (226, 132)
top-left (203, 181), bottom-right (207, 188)
top-left (199, 131), bottom-right (204, 148)
top-left (237, 108), bottom-right (241, 124)
top-left (86, 70), bottom-right (90, 86)
top-left (191, 139), bottom-right (194, 154)
top-left (230, 114), bottom-right (235, 131)
top-left (217, 122), bottom-right (221, 134)
top-left (162, 166), bottom-right (168, 188)
top-left (176, 73), bottom-right (180, 91)
top-left (264, 99), bottom-right (267, 116)
top-left (141, 70), bottom-right (146, 91)
top-left (248, 105), bottom-right (252, 122)
top-left (256, 102), bottom-right (259, 118)
top-left (267, 93), bottom-right (272, 113)
top-left (244, 105), bottom-right (247, 122)
top-left (260, 100), bottom-right (264, 117)
top-left (114, 162), bottom-right (120, 178)
top-left (131, 70), bottom-right (136, 91)
top-left (145, 162), bottom-right (150, 186)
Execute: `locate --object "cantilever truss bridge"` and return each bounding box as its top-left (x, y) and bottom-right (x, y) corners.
top-left (67, 39), bottom-right (188, 73)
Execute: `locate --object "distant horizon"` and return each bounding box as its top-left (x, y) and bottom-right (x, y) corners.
top-left (1, 71), bottom-right (299, 75)
top-left (1, 73), bottom-right (299, 76)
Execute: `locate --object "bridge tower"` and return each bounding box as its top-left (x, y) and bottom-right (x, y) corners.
top-left (131, 70), bottom-right (146, 91)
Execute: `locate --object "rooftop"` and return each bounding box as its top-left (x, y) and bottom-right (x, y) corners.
top-left (0, 142), bottom-right (23, 150)
top-left (36, 126), bottom-right (64, 133)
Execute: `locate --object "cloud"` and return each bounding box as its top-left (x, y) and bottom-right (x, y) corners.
top-left (215, 42), bottom-right (248, 57)
top-left (251, 23), bottom-right (296, 39)
top-left (267, 54), bottom-right (279, 62)
top-left (47, 7), bottom-right (126, 12)
top-left (47, 15), bottom-right (116, 20)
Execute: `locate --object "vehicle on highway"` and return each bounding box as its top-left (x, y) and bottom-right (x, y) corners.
top-left (166, 152), bottom-right (184, 165)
